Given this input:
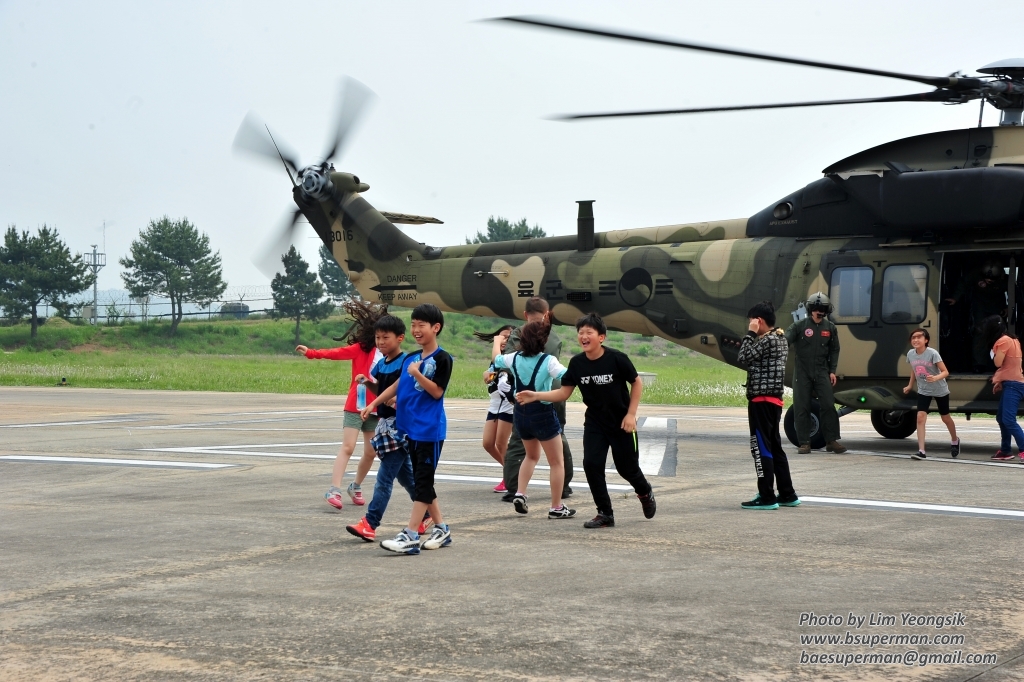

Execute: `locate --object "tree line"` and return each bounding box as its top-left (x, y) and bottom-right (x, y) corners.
top-left (1, 214), bottom-right (542, 341)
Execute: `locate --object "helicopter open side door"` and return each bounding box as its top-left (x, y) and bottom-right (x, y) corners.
top-left (824, 250), bottom-right (939, 387)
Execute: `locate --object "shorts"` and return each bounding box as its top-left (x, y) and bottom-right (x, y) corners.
top-left (408, 439), bottom-right (444, 503)
top-left (513, 402), bottom-right (562, 441)
top-left (486, 411), bottom-right (513, 423)
top-left (343, 410), bottom-right (380, 432)
top-left (916, 394), bottom-right (950, 415)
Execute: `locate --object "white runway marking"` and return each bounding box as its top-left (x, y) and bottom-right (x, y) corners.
top-left (0, 455), bottom-right (236, 469)
top-left (803, 495), bottom-right (1024, 520)
top-left (359, 469), bottom-right (634, 492)
top-left (205, 410), bottom-right (338, 417)
top-left (0, 418), bottom-right (141, 429)
top-left (638, 417), bottom-right (668, 475)
top-left (142, 447), bottom-right (594, 472)
top-left (842, 451), bottom-right (1024, 468)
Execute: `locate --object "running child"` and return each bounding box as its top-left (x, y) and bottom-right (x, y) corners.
top-left (296, 300), bottom-right (386, 509)
top-left (345, 315), bottom-right (432, 541)
top-left (361, 304), bottom-right (453, 554)
top-left (491, 321), bottom-right (574, 518)
top-left (516, 312), bottom-right (654, 528)
top-left (482, 325), bottom-right (515, 493)
top-left (737, 301), bottom-right (798, 510)
top-left (902, 328), bottom-right (959, 460)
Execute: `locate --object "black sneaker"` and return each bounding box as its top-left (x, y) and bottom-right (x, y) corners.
top-left (911, 451), bottom-right (927, 460)
top-left (501, 491), bottom-right (515, 503)
top-left (513, 493), bottom-right (528, 514)
top-left (561, 487), bottom-right (573, 498)
top-left (583, 513), bottom-right (615, 528)
top-left (638, 489), bottom-right (657, 519)
top-left (951, 439), bottom-right (960, 458)
top-left (548, 505), bottom-right (577, 519)
top-left (777, 493), bottom-right (801, 507)
top-left (741, 494), bottom-right (778, 510)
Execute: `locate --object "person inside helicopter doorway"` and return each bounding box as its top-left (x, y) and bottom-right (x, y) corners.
top-left (944, 258), bottom-right (1008, 373)
top-left (785, 292), bottom-right (847, 454)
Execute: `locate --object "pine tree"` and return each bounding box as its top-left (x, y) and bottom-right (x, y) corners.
top-left (271, 246), bottom-right (335, 344)
top-left (466, 216), bottom-right (546, 244)
top-left (0, 225), bottom-right (94, 338)
top-left (318, 244), bottom-right (357, 300)
top-left (120, 217), bottom-right (227, 334)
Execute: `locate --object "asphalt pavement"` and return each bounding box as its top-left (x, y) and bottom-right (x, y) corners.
top-left (2, 387), bottom-right (1024, 681)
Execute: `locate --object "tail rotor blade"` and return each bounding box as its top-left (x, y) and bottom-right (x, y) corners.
top-left (321, 77), bottom-right (376, 164)
top-left (252, 208), bottom-right (303, 279)
top-left (234, 112), bottom-right (301, 177)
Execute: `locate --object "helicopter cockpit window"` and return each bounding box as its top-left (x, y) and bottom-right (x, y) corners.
top-left (829, 266), bottom-right (873, 324)
top-left (882, 264), bottom-right (928, 324)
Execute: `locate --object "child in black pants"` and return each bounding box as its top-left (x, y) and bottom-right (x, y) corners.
top-left (736, 301), bottom-right (799, 510)
top-left (516, 312), bottom-right (654, 528)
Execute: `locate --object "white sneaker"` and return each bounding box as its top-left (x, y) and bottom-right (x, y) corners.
top-left (380, 529), bottom-right (420, 555)
top-left (421, 524), bottom-right (452, 550)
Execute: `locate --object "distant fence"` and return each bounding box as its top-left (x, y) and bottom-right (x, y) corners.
top-left (2, 292), bottom-right (354, 326)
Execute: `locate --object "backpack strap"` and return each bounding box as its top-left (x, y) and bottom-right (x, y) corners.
top-left (516, 353), bottom-right (548, 392)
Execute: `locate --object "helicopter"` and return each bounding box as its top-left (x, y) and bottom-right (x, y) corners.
top-left (233, 17), bottom-right (1024, 450)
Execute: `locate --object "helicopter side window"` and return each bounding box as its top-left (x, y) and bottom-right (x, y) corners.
top-left (882, 264), bottom-right (928, 324)
top-left (829, 266), bottom-right (873, 324)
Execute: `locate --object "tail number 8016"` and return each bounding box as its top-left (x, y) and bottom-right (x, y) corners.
top-left (330, 230), bottom-right (354, 242)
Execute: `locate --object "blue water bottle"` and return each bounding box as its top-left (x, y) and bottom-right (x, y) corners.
top-left (356, 379), bottom-right (367, 410)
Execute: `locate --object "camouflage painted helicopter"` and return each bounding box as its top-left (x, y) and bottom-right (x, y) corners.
top-left (234, 17), bottom-right (1024, 449)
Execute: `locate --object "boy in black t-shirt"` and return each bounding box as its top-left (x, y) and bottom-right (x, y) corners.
top-left (516, 313), bottom-right (655, 528)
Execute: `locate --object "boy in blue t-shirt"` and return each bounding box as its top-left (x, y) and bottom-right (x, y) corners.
top-left (345, 315), bottom-right (432, 542)
top-left (361, 304), bottom-right (453, 554)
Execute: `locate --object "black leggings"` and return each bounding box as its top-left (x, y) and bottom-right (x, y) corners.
top-left (582, 424), bottom-right (651, 516)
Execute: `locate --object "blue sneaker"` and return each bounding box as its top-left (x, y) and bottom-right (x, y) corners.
top-left (421, 524), bottom-right (452, 550)
top-left (777, 493), bottom-right (801, 507)
top-left (741, 494), bottom-right (779, 510)
top-left (380, 529), bottom-right (420, 555)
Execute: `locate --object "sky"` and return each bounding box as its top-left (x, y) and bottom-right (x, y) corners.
top-left (2, 0), bottom-right (1023, 296)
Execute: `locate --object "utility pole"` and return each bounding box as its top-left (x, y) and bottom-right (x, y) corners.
top-left (84, 244), bottom-right (106, 324)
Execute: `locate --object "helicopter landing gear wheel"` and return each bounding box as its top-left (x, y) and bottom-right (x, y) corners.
top-left (784, 400), bottom-right (827, 450)
top-left (870, 409), bottom-right (918, 439)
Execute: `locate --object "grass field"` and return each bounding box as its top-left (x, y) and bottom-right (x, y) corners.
top-left (0, 312), bottom-right (753, 406)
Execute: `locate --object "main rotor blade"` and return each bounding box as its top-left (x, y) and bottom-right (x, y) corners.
top-left (252, 207), bottom-right (304, 279)
top-left (555, 91), bottom-right (960, 120)
top-left (496, 16), bottom-right (959, 89)
top-left (233, 112), bottom-right (301, 176)
top-left (321, 77), bottom-right (376, 164)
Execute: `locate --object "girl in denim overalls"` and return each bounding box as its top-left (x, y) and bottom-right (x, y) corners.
top-left (491, 321), bottom-right (575, 518)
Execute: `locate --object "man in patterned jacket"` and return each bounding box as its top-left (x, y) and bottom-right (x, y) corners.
top-left (737, 301), bottom-right (800, 511)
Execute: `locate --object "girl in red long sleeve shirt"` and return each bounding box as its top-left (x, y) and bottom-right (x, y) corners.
top-left (296, 302), bottom-right (387, 509)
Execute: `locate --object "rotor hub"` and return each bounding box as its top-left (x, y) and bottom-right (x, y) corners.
top-left (299, 166), bottom-right (334, 200)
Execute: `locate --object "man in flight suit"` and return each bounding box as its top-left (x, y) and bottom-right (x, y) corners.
top-left (785, 292), bottom-right (847, 454)
top-left (500, 297), bottom-right (574, 501)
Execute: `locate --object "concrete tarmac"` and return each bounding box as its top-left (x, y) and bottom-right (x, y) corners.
top-left (2, 386), bottom-right (1024, 681)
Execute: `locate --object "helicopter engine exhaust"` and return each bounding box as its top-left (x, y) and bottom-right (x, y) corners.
top-left (577, 200), bottom-right (595, 251)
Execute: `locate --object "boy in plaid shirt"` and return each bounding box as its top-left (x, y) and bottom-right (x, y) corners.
top-left (736, 301), bottom-right (799, 511)
top-left (346, 316), bottom-right (430, 541)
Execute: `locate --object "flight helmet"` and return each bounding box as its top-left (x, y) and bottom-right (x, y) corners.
top-left (806, 291), bottom-right (833, 315)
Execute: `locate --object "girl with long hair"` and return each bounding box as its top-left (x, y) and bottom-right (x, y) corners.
top-left (481, 325), bottom-right (515, 492)
top-left (296, 300), bottom-right (388, 508)
top-left (981, 315), bottom-right (1024, 461)
top-left (491, 320), bottom-right (575, 518)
